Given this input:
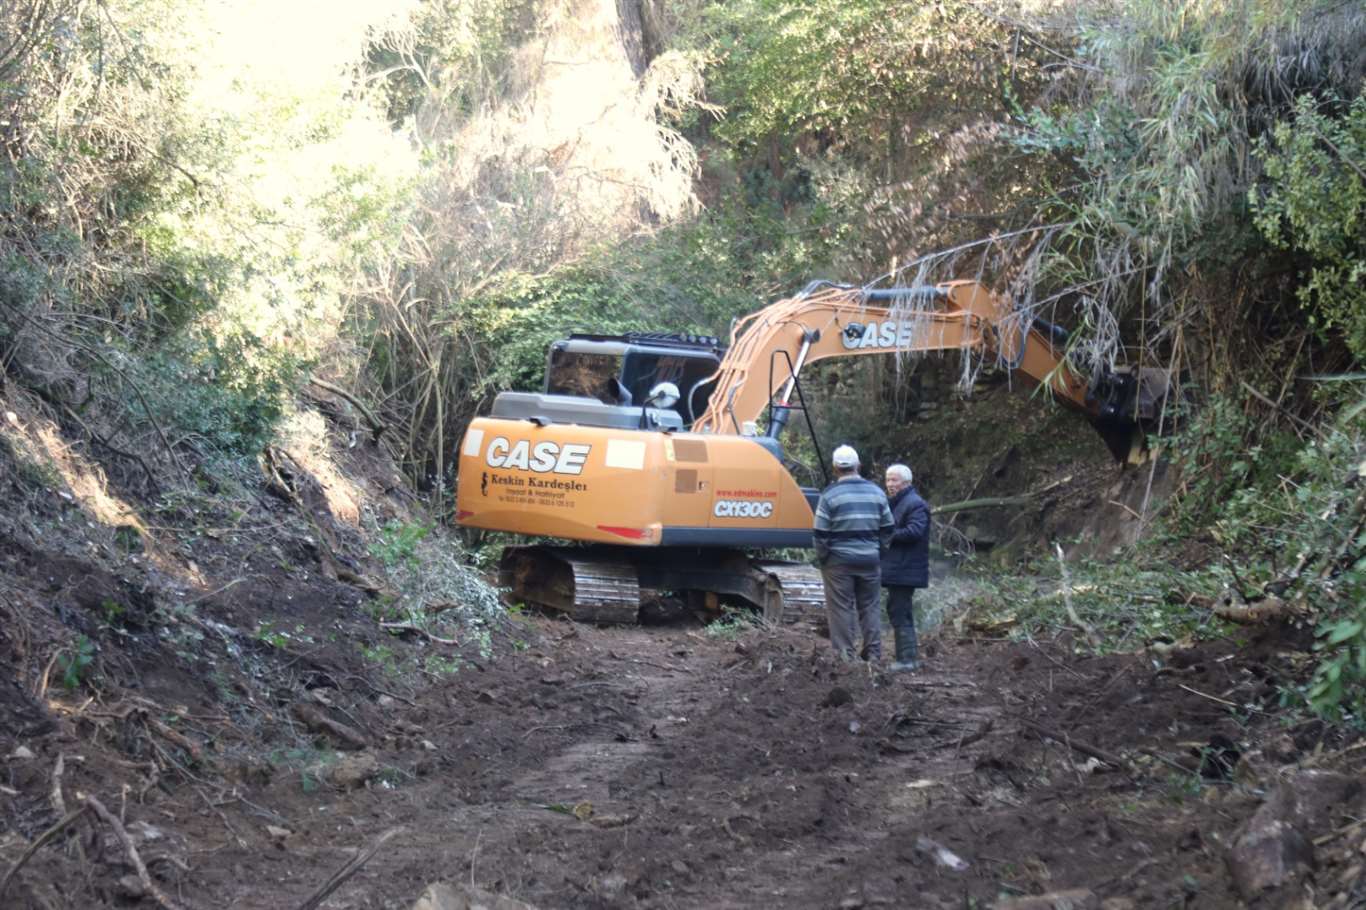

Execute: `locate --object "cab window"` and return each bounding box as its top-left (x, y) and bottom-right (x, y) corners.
top-left (545, 350), bottom-right (624, 404)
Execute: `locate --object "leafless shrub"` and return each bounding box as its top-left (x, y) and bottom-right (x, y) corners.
top-left (353, 0), bottom-right (709, 488)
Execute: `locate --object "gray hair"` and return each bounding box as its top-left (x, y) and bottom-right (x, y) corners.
top-left (886, 463), bottom-right (913, 483)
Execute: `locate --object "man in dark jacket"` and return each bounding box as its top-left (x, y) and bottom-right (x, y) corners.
top-left (881, 463), bottom-right (930, 672)
top-left (813, 445), bottom-right (894, 661)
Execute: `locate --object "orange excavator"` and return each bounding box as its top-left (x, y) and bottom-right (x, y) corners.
top-left (455, 280), bottom-right (1166, 622)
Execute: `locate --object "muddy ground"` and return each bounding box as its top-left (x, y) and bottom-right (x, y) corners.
top-left (4, 598), bottom-right (1365, 909)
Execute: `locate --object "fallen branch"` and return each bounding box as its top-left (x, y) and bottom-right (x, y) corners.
top-left (183, 577), bottom-right (246, 607)
top-left (0, 806), bottom-right (89, 902)
top-left (93, 699), bottom-right (207, 763)
top-left (296, 826), bottom-right (405, 910)
top-left (85, 795), bottom-right (188, 910)
top-left (1299, 739), bottom-right (1366, 769)
top-left (934, 495), bottom-right (1033, 515)
top-left (292, 702), bottom-right (369, 751)
top-left (901, 679), bottom-right (979, 690)
top-left (35, 647), bottom-right (63, 701)
top-left (59, 402), bottom-right (160, 492)
top-left (1053, 542), bottom-right (1100, 649)
top-left (195, 787), bottom-right (246, 849)
top-left (259, 447), bottom-right (390, 598)
top-left (1021, 719), bottom-right (1126, 768)
top-left (308, 376), bottom-right (386, 441)
top-left (937, 475), bottom-right (1073, 517)
top-left (336, 568), bottom-right (389, 597)
top-left (1214, 481), bottom-right (1366, 625)
top-left (342, 673), bottom-right (418, 707)
top-left (1241, 380), bottom-right (1322, 439)
top-left (1313, 817), bottom-right (1366, 847)
top-left (144, 714), bottom-right (205, 764)
top-left (944, 443), bottom-right (1017, 530)
top-left (1136, 748), bottom-right (1201, 777)
top-left (50, 753), bottom-right (67, 816)
top-left (956, 717), bottom-right (995, 751)
top-left (1177, 683), bottom-right (1248, 710)
top-left (1212, 594), bottom-right (1307, 625)
top-left (605, 653), bottom-right (686, 673)
top-left (378, 621), bottom-right (458, 645)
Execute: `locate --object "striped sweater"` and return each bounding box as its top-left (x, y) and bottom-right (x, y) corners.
top-left (812, 476), bottom-right (894, 567)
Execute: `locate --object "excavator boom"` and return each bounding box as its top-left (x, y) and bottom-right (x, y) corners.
top-left (694, 281), bottom-right (1093, 435)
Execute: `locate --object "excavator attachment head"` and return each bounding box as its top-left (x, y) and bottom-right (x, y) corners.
top-left (1087, 366), bottom-right (1174, 462)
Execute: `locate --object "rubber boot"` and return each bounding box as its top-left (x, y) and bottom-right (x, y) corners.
top-left (889, 621), bottom-right (919, 672)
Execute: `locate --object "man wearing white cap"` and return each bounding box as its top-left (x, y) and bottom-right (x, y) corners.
top-left (812, 445), bottom-right (894, 661)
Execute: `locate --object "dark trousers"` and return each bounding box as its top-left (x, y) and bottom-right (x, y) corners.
top-left (886, 585), bottom-right (919, 661)
top-left (821, 562), bottom-right (883, 660)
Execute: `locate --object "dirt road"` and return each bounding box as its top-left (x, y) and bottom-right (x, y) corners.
top-left (6, 608), bottom-right (1363, 909)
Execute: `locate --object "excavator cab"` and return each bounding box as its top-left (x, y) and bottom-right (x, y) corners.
top-left (486, 333), bottom-right (725, 434)
top-left (542, 333), bottom-right (724, 427)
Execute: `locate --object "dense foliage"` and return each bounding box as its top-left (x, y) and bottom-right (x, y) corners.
top-left (1254, 93), bottom-right (1366, 360)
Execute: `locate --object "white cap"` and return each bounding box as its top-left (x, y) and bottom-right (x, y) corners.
top-left (832, 445), bottom-right (859, 468)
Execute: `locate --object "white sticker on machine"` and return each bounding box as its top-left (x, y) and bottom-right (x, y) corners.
top-left (604, 439), bottom-right (647, 470)
top-left (462, 428), bottom-right (485, 457)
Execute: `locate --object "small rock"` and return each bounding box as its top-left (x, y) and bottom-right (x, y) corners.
top-left (588, 813), bottom-right (636, 829)
top-left (8, 746), bottom-right (35, 760)
top-left (377, 694), bottom-right (396, 709)
top-left (991, 890), bottom-right (1097, 909)
top-left (1224, 768), bottom-right (1357, 899)
top-left (838, 897), bottom-right (864, 909)
top-left (421, 739), bottom-right (438, 751)
top-left (1233, 751), bottom-right (1269, 787)
top-left (117, 874), bottom-right (147, 899)
top-left (914, 836), bottom-right (969, 872)
top-left (227, 757), bottom-right (273, 786)
top-left (1227, 819), bottom-right (1315, 899)
top-left (849, 720), bottom-right (862, 734)
top-left (1099, 899), bottom-right (1136, 910)
top-left (265, 825), bottom-right (292, 841)
top-left (822, 687), bottom-right (853, 708)
top-left (1266, 734), bottom-right (1298, 763)
top-left (411, 882), bottom-right (537, 910)
top-left (326, 752), bottom-right (380, 790)
top-left (596, 874), bottom-right (628, 897)
top-left (128, 820), bottom-right (165, 842)
top-left (670, 859), bottom-right (689, 875)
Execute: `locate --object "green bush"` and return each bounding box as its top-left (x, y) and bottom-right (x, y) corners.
top-left (58, 636), bottom-right (97, 691)
top-left (124, 328), bottom-right (303, 458)
top-left (1167, 389), bottom-right (1366, 720)
top-left (1253, 93), bottom-right (1366, 361)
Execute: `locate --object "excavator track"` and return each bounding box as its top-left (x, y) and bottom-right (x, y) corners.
top-left (499, 548), bottom-right (641, 624)
top-left (498, 545), bottom-right (825, 626)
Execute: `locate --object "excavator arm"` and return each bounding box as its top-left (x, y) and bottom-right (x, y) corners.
top-left (692, 279), bottom-right (1160, 459)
